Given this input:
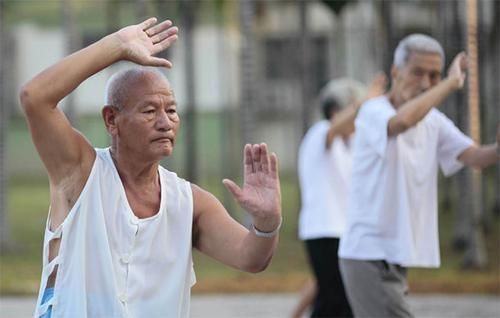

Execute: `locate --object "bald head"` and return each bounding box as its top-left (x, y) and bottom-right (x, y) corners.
top-left (104, 68), bottom-right (171, 110)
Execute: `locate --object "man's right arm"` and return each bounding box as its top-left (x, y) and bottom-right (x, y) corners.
top-left (19, 35), bottom-right (123, 185)
top-left (387, 53), bottom-right (466, 137)
top-left (19, 18), bottom-right (178, 186)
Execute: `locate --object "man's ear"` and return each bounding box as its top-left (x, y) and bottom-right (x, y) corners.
top-left (102, 105), bottom-right (119, 136)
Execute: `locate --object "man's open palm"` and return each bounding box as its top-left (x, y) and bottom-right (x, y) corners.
top-left (223, 144), bottom-right (282, 223)
top-left (116, 17), bottom-right (178, 68)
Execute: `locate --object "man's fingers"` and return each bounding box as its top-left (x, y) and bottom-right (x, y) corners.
top-left (147, 57), bottom-right (173, 68)
top-left (222, 179), bottom-right (242, 199)
top-left (260, 143), bottom-right (270, 173)
top-left (452, 52), bottom-right (467, 71)
top-left (140, 17), bottom-right (158, 31)
top-left (151, 27), bottom-right (178, 44)
top-left (153, 34), bottom-right (178, 53)
top-left (270, 152), bottom-right (279, 179)
top-left (145, 19), bottom-right (173, 36)
top-left (367, 73), bottom-right (387, 99)
top-left (253, 144), bottom-right (262, 172)
top-left (244, 144), bottom-right (254, 174)
top-left (460, 54), bottom-right (468, 71)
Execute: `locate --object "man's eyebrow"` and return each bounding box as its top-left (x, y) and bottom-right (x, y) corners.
top-left (138, 100), bottom-right (156, 107)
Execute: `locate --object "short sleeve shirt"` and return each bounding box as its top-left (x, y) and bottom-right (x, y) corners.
top-left (298, 120), bottom-right (352, 240)
top-left (338, 96), bottom-right (473, 267)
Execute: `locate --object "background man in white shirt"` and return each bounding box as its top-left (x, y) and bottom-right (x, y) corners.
top-left (338, 34), bottom-right (500, 318)
top-left (20, 18), bottom-right (282, 318)
top-left (295, 76), bottom-right (385, 318)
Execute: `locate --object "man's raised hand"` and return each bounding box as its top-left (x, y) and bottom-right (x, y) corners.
top-left (223, 144), bottom-right (282, 232)
top-left (115, 17), bottom-right (178, 68)
top-left (447, 52), bottom-right (467, 89)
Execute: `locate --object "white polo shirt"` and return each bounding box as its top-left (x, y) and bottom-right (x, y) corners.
top-left (338, 96), bottom-right (473, 267)
top-left (298, 120), bottom-right (352, 240)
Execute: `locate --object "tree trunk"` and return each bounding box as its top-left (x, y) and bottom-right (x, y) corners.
top-left (0, 0), bottom-right (12, 251)
top-left (136, 0), bottom-right (148, 20)
top-left (213, 1), bottom-right (237, 214)
top-left (238, 0), bottom-right (258, 227)
top-left (180, 0), bottom-right (198, 183)
top-left (378, 0), bottom-right (395, 77)
top-left (434, 0), bottom-right (454, 226)
top-left (239, 0), bottom-right (258, 145)
top-left (477, 0), bottom-right (492, 230)
top-left (444, 0), bottom-right (472, 252)
top-left (462, 0), bottom-right (487, 268)
top-left (491, 0), bottom-right (500, 218)
top-left (106, 0), bottom-right (120, 34)
top-left (299, 0), bottom-right (312, 136)
top-left (61, 0), bottom-right (79, 126)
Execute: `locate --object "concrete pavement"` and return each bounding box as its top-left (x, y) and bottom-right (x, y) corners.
top-left (1, 293), bottom-right (499, 317)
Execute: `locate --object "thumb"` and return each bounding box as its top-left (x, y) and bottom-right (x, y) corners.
top-left (147, 57), bottom-right (173, 68)
top-left (222, 179), bottom-right (242, 200)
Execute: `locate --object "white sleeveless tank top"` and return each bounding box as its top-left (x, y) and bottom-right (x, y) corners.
top-left (33, 148), bottom-right (196, 318)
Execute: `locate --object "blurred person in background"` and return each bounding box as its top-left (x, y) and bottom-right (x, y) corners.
top-left (339, 34), bottom-right (500, 318)
top-left (294, 75), bottom-right (386, 318)
top-left (20, 18), bottom-right (282, 318)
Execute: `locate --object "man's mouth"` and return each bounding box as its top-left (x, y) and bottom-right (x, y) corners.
top-left (152, 137), bottom-right (172, 143)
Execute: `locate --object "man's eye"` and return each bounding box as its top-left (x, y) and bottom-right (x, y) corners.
top-left (144, 109), bottom-right (155, 114)
top-left (412, 70), bottom-right (424, 77)
top-left (430, 73), bottom-right (440, 81)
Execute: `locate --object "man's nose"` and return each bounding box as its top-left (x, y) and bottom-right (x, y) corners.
top-left (421, 74), bottom-right (431, 90)
top-left (155, 110), bottom-right (172, 130)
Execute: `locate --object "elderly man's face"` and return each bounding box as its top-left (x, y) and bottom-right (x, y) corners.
top-left (116, 73), bottom-right (180, 160)
top-left (392, 51), bottom-right (442, 105)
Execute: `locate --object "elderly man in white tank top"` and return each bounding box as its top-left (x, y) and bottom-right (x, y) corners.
top-left (20, 18), bottom-right (282, 318)
top-left (338, 34), bottom-right (500, 317)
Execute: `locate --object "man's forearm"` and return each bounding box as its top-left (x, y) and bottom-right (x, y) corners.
top-left (459, 144), bottom-right (500, 169)
top-left (238, 232), bottom-right (279, 273)
top-left (388, 77), bottom-right (460, 136)
top-left (20, 34), bottom-right (123, 110)
top-left (326, 105), bottom-right (358, 149)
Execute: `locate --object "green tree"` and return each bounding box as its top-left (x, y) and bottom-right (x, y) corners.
top-left (0, 0), bottom-right (11, 251)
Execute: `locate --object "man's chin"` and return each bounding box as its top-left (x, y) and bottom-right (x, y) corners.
top-left (157, 146), bottom-right (174, 158)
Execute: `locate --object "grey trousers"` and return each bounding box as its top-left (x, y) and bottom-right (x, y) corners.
top-left (339, 258), bottom-right (414, 318)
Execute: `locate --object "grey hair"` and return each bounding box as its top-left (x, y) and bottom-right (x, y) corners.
top-left (319, 78), bottom-right (366, 109)
top-left (393, 34), bottom-right (445, 68)
top-left (104, 67), bottom-right (166, 109)
top-left (318, 78), bottom-right (366, 119)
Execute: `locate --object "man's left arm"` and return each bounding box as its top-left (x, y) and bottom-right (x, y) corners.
top-left (458, 129), bottom-right (500, 169)
top-left (192, 143), bottom-right (281, 273)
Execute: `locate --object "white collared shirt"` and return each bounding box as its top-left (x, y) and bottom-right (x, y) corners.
top-left (339, 96), bottom-right (473, 267)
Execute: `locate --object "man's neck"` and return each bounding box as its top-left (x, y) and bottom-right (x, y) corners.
top-left (110, 147), bottom-right (159, 187)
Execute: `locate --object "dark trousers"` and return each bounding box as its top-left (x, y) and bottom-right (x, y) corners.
top-left (305, 238), bottom-right (353, 318)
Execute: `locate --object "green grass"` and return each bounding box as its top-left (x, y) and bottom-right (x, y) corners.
top-left (0, 179), bottom-right (49, 295)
